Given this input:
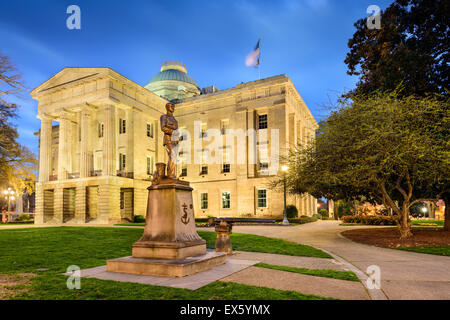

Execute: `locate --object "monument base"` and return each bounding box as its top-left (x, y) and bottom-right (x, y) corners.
top-left (132, 239), bottom-right (206, 260)
top-left (106, 250), bottom-right (227, 277)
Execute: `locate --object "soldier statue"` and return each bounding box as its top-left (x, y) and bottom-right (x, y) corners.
top-left (160, 102), bottom-right (179, 179)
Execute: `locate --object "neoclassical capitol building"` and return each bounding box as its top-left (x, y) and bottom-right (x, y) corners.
top-left (32, 62), bottom-right (318, 224)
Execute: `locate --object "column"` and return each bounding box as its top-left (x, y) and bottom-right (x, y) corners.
top-left (126, 108), bottom-right (134, 175)
top-left (102, 104), bottom-right (116, 176)
top-left (57, 113), bottom-right (72, 180)
top-left (328, 199), bottom-right (335, 218)
top-left (53, 187), bottom-right (64, 224)
top-left (38, 115), bottom-right (52, 182)
top-left (34, 184), bottom-right (44, 224)
top-left (75, 184), bottom-right (86, 223)
top-left (247, 110), bottom-right (256, 178)
top-left (98, 184), bottom-right (120, 224)
top-left (80, 109), bottom-right (92, 177)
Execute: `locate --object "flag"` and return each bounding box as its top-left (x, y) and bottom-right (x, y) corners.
top-left (245, 38), bottom-right (260, 67)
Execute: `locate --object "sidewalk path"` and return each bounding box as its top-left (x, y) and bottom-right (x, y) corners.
top-left (220, 266), bottom-right (369, 300)
top-left (225, 221), bottom-right (450, 300)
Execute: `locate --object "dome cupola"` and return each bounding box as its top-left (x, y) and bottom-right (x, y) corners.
top-left (145, 61), bottom-right (200, 101)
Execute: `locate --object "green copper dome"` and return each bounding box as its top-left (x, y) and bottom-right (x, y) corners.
top-left (145, 61), bottom-right (201, 101)
top-left (148, 69), bottom-right (199, 89)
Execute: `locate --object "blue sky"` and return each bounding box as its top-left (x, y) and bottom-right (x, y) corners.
top-left (1, 0), bottom-right (393, 156)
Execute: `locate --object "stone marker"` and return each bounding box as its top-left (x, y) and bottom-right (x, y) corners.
top-left (214, 220), bottom-right (233, 255)
top-left (107, 102), bottom-right (226, 277)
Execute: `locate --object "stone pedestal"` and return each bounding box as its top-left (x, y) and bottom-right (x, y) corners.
top-left (132, 178), bottom-right (206, 259)
top-left (107, 177), bottom-right (225, 277)
top-left (107, 250), bottom-right (226, 277)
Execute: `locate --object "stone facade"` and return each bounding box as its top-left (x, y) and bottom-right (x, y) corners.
top-left (32, 66), bottom-right (318, 224)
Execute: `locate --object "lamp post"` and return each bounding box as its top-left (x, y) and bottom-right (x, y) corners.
top-left (281, 165), bottom-right (289, 226)
top-left (3, 187), bottom-right (15, 223)
top-left (421, 206), bottom-right (427, 218)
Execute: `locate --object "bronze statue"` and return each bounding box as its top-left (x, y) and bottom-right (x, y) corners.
top-left (160, 102), bottom-right (179, 179)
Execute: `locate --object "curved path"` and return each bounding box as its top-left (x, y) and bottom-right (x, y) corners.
top-left (227, 220), bottom-right (450, 300)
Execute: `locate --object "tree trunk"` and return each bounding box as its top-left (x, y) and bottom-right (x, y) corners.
top-left (443, 194), bottom-right (450, 232)
top-left (398, 204), bottom-right (413, 239)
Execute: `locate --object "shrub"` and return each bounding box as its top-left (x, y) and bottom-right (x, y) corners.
top-left (313, 213), bottom-right (322, 220)
top-left (286, 205), bottom-right (298, 219)
top-left (318, 209), bottom-right (329, 219)
top-left (298, 216), bottom-right (318, 224)
top-left (15, 214), bottom-right (32, 222)
top-left (133, 215), bottom-right (145, 223)
top-left (341, 215), bottom-right (397, 225)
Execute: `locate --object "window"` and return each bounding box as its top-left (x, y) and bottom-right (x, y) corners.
top-left (200, 123), bottom-right (207, 138)
top-left (119, 119), bottom-right (126, 134)
top-left (179, 127), bottom-right (187, 141)
top-left (146, 123), bottom-right (153, 138)
top-left (120, 191), bottom-right (124, 209)
top-left (200, 165), bottom-right (208, 175)
top-left (259, 162), bottom-right (269, 172)
top-left (222, 164), bottom-right (230, 173)
top-left (98, 123), bottom-right (104, 138)
top-left (222, 192), bottom-right (231, 209)
top-left (180, 162), bottom-right (187, 177)
top-left (146, 156), bottom-right (153, 175)
top-left (200, 193), bottom-right (208, 210)
top-left (119, 153), bottom-right (126, 171)
top-left (220, 120), bottom-right (229, 135)
top-left (222, 150), bottom-right (230, 173)
top-left (258, 114), bottom-right (268, 130)
top-left (257, 189), bottom-right (267, 208)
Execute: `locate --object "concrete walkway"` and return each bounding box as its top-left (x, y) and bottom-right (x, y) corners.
top-left (223, 221), bottom-right (450, 300)
top-left (221, 266), bottom-right (369, 300)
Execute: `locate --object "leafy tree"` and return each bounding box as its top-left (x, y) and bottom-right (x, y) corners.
top-left (282, 91), bottom-right (449, 238)
top-left (345, 0), bottom-right (449, 97)
top-left (0, 52), bottom-right (37, 196)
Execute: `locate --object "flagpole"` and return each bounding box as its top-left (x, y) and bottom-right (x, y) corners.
top-left (258, 37), bottom-right (261, 80)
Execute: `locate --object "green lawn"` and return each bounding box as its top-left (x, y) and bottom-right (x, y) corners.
top-left (397, 246), bottom-right (450, 256)
top-left (12, 274), bottom-right (333, 300)
top-left (255, 263), bottom-right (360, 282)
top-left (198, 231), bottom-right (331, 258)
top-left (0, 227), bottom-right (332, 300)
top-left (410, 220), bottom-right (444, 227)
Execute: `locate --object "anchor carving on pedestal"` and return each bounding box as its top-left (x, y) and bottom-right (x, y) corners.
top-left (181, 203), bottom-right (190, 225)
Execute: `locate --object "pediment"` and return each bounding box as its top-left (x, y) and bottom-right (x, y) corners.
top-left (30, 67), bottom-right (110, 96)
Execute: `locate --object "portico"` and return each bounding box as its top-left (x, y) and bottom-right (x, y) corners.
top-left (32, 68), bottom-right (167, 224)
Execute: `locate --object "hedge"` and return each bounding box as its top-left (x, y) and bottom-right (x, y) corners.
top-left (341, 215), bottom-right (398, 225)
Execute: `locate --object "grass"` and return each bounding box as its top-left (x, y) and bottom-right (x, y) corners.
top-left (0, 226), bottom-right (332, 300)
top-left (112, 228), bottom-right (331, 258)
top-left (12, 274), bottom-right (332, 300)
top-left (197, 231), bottom-right (331, 258)
top-left (396, 246), bottom-right (450, 256)
top-left (410, 220), bottom-right (444, 227)
top-left (254, 263), bottom-right (359, 282)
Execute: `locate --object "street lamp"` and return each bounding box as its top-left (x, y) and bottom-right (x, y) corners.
top-left (421, 206), bottom-right (428, 217)
top-left (3, 187), bottom-right (15, 223)
top-left (281, 165), bottom-right (289, 226)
